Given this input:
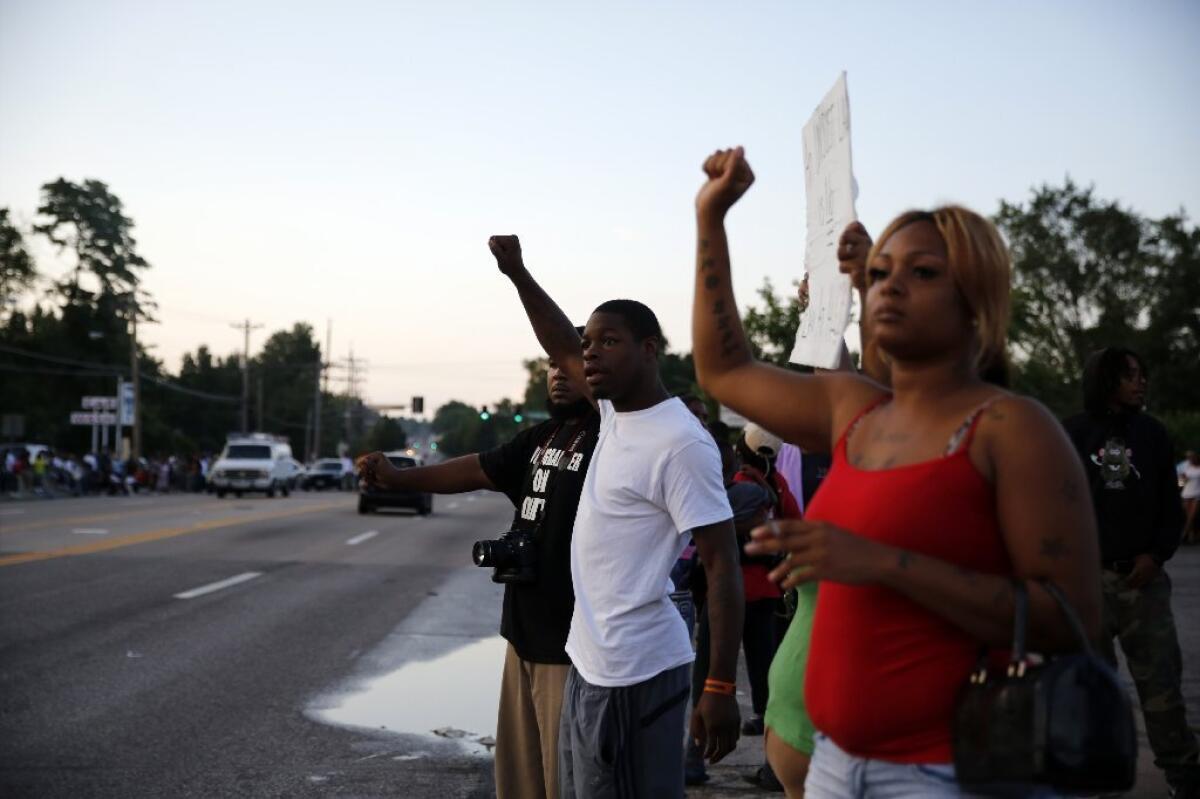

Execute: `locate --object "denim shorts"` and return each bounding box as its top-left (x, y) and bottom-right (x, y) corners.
top-left (804, 732), bottom-right (1061, 798)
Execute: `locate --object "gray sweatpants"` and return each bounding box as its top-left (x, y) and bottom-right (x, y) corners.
top-left (558, 663), bottom-right (691, 799)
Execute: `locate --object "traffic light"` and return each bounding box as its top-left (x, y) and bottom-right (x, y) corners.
top-left (412, 396), bottom-right (424, 415)
top-left (479, 406), bottom-right (490, 421)
top-left (513, 406), bottom-right (524, 423)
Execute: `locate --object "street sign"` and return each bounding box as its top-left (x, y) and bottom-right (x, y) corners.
top-left (119, 382), bottom-right (135, 426)
top-left (71, 411), bottom-right (117, 425)
top-left (81, 396), bottom-right (118, 411)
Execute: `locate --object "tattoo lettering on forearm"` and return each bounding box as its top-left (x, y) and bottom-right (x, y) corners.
top-left (716, 315), bottom-right (730, 331)
top-left (1040, 535), bottom-right (1068, 560)
top-left (713, 299), bottom-right (725, 314)
top-left (700, 257), bottom-right (716, 272)
top-left (700, 239), bottom-right (710, 251)
top-left (705, 274), bottom-right (720, 290)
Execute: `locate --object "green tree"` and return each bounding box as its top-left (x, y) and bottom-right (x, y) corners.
top-left (34, 178), bottom-right (150, 319)
top-left (159, 345), bottom-right (243, 453)
top-left (522, 356), bottom-right (549, 410)
top-left (254, 323), bottom-right (322, 454)
top-left (0, 209), bottom-right (36, 312)
top-left (742, 277), bottom-right (802, 366)
top-left (365, 416), bottom-right (408, 452)
top-left (996, 179), bottom-right (1199, 418)
top-left (433, 400), bottom-right (485, 456)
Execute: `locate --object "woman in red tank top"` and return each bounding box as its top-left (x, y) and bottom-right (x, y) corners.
top-left (691, 147), bottom-right (1102, 797)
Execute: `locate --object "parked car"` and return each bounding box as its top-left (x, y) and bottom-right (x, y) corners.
top-left (302, 458), bottom-right (346, 491)
top-left (208, 434), bottom-right (294, 498)
top-left (358, 453), bottom-right (432, 515)
top-left (282, 458), bottom-right (306, 490)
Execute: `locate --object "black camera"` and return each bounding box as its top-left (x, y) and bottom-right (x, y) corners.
top-left (472, 529), bottom-right (538, 584)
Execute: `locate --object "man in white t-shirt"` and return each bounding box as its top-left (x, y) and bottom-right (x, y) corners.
top-left (490, 235), bottom-right (744, 799)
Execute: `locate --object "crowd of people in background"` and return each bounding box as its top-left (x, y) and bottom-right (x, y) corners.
top-left (1, 445), bottom-right (213, 498)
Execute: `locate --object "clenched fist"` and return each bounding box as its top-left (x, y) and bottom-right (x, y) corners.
top-left (356, 451), bottom-right (401, 491)
top-left (696, 146), bottom-right (755, 220)
top-left (488, 235), bottom-right (524, 276)
top-left (837, 221), bottom-right (872, 292)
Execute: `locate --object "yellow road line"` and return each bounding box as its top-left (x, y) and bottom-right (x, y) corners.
top-left (0, 500), bottom-right (221, 535)
top-left (0, 501), bottom-right (346, 567)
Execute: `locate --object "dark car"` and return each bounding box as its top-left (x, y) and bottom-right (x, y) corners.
top-left (303, 458), bottom-right (346, 491)
top-left (358, 453), bottom-right (432, 515)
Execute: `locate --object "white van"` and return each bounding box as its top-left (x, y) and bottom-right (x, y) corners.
top-left (209, 433), bottom-right (295, 498)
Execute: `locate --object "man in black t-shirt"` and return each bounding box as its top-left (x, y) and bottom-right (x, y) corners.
top-left (358, 358), bottom-right (599, 799)
top-left (1064, 347), bottom-right (1198, 797)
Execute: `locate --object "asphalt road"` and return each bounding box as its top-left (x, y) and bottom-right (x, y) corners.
top-left (0, 490), bottom-right (509, 799)
top-left (2, 491), bottom-right (1198, 798)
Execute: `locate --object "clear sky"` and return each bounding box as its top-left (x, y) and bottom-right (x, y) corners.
top-left (3, 0), bottom-right (1198, 415)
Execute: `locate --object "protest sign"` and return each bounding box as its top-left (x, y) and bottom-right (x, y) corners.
top-left (789, 72), bottom-right (857, 368)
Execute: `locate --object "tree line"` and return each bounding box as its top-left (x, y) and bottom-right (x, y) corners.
top-left (2, 177), bottom-right (1197, 459)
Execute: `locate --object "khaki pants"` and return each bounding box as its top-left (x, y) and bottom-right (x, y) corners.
top-left (495, 642), bottom-right (570, 799)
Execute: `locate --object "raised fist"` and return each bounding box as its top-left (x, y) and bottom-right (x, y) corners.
top-left (696, 147), bottom-right (755, 220)
top-left (837, 221), bottom-right (872, 292)
top-left (488, 235), bottom-right (524, 275)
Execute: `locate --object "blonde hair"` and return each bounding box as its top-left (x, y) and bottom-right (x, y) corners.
top-left (867, 205), bottom-right (1011, 383)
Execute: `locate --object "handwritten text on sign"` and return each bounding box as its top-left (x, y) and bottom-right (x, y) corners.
top-left (789, 72), bottom-right (857, 369)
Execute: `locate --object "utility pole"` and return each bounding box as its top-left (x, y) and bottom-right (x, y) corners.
top-left (312, 319), bottom-right (331, 461)
top-left (129, 308), bottom-right (142, 459)
top-left (230, 319), bottom-right (262, 434)
top-left (257, 375), bottom-right (265, 432)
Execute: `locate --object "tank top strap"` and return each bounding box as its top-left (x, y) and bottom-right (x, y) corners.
top-left (945, 395), bottom-right (1005, 455)
top-left (836, 394), bottom-right (893, 451)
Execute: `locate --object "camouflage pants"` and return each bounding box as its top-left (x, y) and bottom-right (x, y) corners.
top-left (1100, 568), bottom-right (1200, 791)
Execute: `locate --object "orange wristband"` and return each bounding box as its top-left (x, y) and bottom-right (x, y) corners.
top-left (703, 679), bottom-right (736, 696)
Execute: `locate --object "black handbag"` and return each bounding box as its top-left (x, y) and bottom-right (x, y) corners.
top-left (952, 580), bottom-right (1137, 793)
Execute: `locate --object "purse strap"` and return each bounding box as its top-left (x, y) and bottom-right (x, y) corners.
top-left (1007, 580), bottom-right (1029, 676)
top-left (1007, 579), bottom-right (1094, 677)
top-left (1039, 579), bottom-right (1095, 655)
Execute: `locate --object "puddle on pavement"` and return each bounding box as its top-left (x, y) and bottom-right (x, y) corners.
top-left (315, 635), bottom-right (507, 755)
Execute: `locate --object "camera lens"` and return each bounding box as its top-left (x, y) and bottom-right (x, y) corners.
top-left (472, 540), bottom-right (492, 567)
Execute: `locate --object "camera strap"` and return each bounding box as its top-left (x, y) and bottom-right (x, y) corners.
top-left (521, 419), bottom-right (591, 528)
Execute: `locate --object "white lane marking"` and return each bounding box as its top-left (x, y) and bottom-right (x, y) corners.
top-left (72, 528), bottom-right (109, 535)
top-left (346, 530), bottom-right (379, 546)
top-left (0, 509), bottom-right (26, 516)
top-left (174, 571), bottom-right (263, 599)
top-left (447, 502), bottom-right (460, 510)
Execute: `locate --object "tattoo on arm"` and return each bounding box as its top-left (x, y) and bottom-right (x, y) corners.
top-left (898, 549), bottom-right (915, 569)
top-left (704, 274), bottom-right (720, 290)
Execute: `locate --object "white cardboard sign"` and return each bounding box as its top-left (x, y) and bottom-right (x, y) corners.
top-left (789, 72), bottom-right (857, 368)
